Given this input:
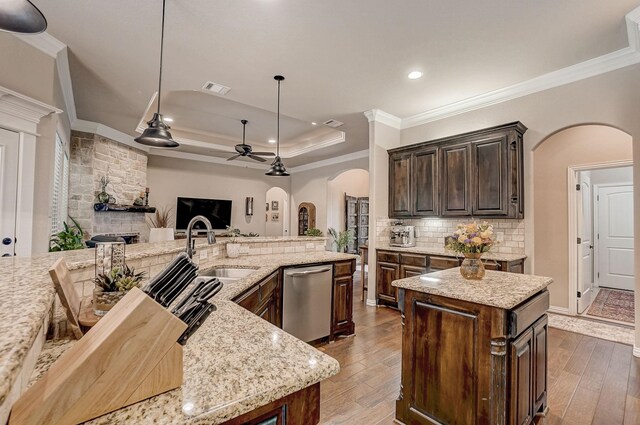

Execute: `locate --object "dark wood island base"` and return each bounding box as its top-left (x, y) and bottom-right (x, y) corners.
top-left (393, 269), bottom-right (551, 425)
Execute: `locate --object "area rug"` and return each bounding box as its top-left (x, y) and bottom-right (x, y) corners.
top-left (586, 288), bottom-right (635, 323)
top-left (547, 313), bottom-right (634, 345)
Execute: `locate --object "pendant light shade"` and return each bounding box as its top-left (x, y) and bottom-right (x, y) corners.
top-left (134, 0), bottom-right (178, 148)
top-left (0, 0), bottom-right (47, 34)
top-left (135, 113), bottom-right (178, 147)
top-left (265, 75), bottom-right (290, 177)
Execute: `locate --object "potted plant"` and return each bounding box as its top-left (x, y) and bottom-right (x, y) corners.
top-left (225, 225), bottom-right (242, 258)
top-left (328, 228), bottom-right (354, 253)
top-left (49, 217), bottom-right (85, 251)
top-left (94, 264), bottom-right (146, 315)
top-left (446, 221), bottom-right (495, 280)
top-left (96, 175), bottom-right (111, 204)
top-left (305, 228), bottom-right (323, 237)
top-left (147, 207), bottom-right (174, 243)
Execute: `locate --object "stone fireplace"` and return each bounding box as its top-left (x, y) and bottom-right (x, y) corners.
top-left (68, 131), bottom-right (150, 242)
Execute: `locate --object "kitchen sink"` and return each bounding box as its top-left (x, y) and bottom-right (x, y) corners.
top-left (199, 268), bottom-right (257, 279)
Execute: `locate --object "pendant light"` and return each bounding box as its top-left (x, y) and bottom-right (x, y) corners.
top-left (265, 75), bottom-right (290, 176)
top-left (135, 0), bottom-right (178, 148)
top-left (0, 0), bottom-right (47, 34)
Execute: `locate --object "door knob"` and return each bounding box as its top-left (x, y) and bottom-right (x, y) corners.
top-left (2, 238), bottom-right (12, 245)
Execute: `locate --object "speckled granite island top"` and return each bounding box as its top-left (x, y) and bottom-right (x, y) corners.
top-left (392, 268), bottom-right (552, 310)
top-left (23, 250), bottom-right (358, 424)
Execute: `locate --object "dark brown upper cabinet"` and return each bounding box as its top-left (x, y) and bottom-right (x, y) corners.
top-left (389, 152), bottom-right (412, 217)
top-left (388, 122), bottom-right (526, 219)
top-left (413, 147), bottom-right (439, 216)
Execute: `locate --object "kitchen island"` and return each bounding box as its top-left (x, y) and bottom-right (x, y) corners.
top-left (392, 268), bottom-right (552, 425)
top-left (1, 238), bottom-right (356, 425)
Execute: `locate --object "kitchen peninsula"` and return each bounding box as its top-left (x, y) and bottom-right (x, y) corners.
top-left (393, 268), bottom-right (552, 425)
top-left (1, 237), bottom-right (357, 425)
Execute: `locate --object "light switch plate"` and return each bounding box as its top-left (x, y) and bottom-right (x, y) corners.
top-left (497, 232), bottom-right (505, 242)
top-left (199, 250), bottom-right (208, 260)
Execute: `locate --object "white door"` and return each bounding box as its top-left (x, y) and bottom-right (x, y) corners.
top-left (577, 174), bottom-right (594, 313)
top-left (0, 127), bottom-right (20, 257)
top-left (596, 185), bottom-right (634, 291)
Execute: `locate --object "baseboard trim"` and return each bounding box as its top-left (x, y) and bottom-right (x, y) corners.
top-left (547, 306), bottom-right (571, 315)
top-left (634, 346), bottom-right (640, 358)
top-left (366, 299), bottom-right (377, 307)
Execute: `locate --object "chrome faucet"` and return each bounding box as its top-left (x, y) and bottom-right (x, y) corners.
top-left (186, 215), bottom-right (216, 259)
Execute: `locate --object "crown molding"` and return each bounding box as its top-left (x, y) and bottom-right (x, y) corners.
top-left (364, 109), bottom-right (402, 129)
top-left (72, 119), bottom-right (149, 152)
top-left (0, 86), bottom-right (61, 130)
top-left (13, 32), bottom-right (65, 57)
top-left (401, 6), bottom-right (640, 129)
top-left (282, 131), bottom-right (346, 158)
top-left (288, 149), bottom-right (369, 173)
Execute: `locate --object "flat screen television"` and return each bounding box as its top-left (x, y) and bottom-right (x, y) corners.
top-left (176, 197), bottom-right (232, 230)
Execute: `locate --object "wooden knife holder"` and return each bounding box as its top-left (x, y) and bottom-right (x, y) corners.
top-left (10, 287), bottom-right (187, 425)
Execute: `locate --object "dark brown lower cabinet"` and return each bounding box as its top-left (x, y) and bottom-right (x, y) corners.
top-left (221, 383), bottom-right (320, 425)
top-left (377, 261), bottom-right (400, 306)
top-left (234, 270), bottom-right (282, 328)
top-left (396, 289), bottom-right (548, 425)
top-left (332, 260), bottom-right (356, 337)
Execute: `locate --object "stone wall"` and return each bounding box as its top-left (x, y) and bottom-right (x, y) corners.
top-left (69, 131), bottom-right (149, 240)
top-left (376, 217), bottom-right (525, 255)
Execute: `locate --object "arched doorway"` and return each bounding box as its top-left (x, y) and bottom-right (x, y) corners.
top-left (265, 187), bottom-right (289, 236)
top-left (327, 169), bottom-right (369, 253)
top-left (533, 124), bottom-right (633, 319)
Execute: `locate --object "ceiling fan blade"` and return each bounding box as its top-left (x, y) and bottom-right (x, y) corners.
top-left (251, 152), bottom-right (276, 156)
top-left (247, 154), bottom-right (267, 162)
top-left (227, 154), bottom-right (241, 161)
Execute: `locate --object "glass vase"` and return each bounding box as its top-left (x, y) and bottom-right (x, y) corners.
top-left (460, 253), bottom-right (485, 280)
top-left (93, 287), bottom-right (125, 316)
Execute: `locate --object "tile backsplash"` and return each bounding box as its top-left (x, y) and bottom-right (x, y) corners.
top-left (376, 217), bottom-right (525, 255)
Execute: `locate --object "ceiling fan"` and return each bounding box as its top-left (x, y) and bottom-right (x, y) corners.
top-left (227, 119), bottom-right (275, 163)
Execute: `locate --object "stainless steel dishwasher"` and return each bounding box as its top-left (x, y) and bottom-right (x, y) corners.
top-left (283, 265), bottom-right (333, 343)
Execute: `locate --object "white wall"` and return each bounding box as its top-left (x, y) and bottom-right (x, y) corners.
top-left (147, 156), bottom-right (291, 235)
top-left (589, 166), bottom-right (633, 185)
top-left (265, 187), bottom-right (289, 236)
top-left (326, 169), bottom-right (369, 233)
top-left (290, 157), bottom-right (369, 236)
top-left (0, 35), bottom-right (71, 254)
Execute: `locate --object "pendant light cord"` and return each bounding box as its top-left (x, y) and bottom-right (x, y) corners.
top-left (157, 0), bottom-right (167, 115)
top-left (276, 78), bottom-right (281, 157)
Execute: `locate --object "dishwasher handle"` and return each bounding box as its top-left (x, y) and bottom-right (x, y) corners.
top-left (285, 267), bottom-right (332, 277)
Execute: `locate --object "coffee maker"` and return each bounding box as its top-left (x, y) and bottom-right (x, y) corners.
top-left (389, 222), bottom-right (416, 247)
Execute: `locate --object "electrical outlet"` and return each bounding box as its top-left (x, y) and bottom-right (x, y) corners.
top-left (199, 249), bottom-right (208, 260)
top-left (497, 232), bottom-right (505, 242)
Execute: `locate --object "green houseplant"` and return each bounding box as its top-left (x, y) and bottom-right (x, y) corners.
top-left (93, 264), bottom-right (146, 315)
top-left (328, 228), bottom-right (354, 253)
top-left (49, 217), bottom-right (85, 252)
top-left (305, 228), bottom-right (323, 237)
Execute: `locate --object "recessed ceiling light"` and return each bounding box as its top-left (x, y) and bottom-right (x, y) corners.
top-left (311, 122), bottom-right (317, 125)
top-left (164, 117), bottom-right (174, 122)
top-left (408, 71), bottom-right (423, 80)
top-left (268, 139), bottom-right (276, 144)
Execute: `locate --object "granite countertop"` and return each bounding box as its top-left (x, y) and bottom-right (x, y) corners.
top-left (22, 250), bottom-right (358, 424)
top-left (376, 244), bottom-right (527, 262)
top-left (392, 268), bottom-right (552, 310)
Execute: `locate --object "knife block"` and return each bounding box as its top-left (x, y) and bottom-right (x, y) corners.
top-left (10, 287), bottom-right (187, 425)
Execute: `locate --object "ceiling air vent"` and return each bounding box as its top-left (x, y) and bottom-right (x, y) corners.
top-left (323, 119), bottom-right (344, 128)
top-left (201, 81), bottom-right (231, 95)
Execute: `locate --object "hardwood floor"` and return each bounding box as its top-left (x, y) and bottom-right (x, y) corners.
top-left (317, 273), bottom-right (640, 425)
